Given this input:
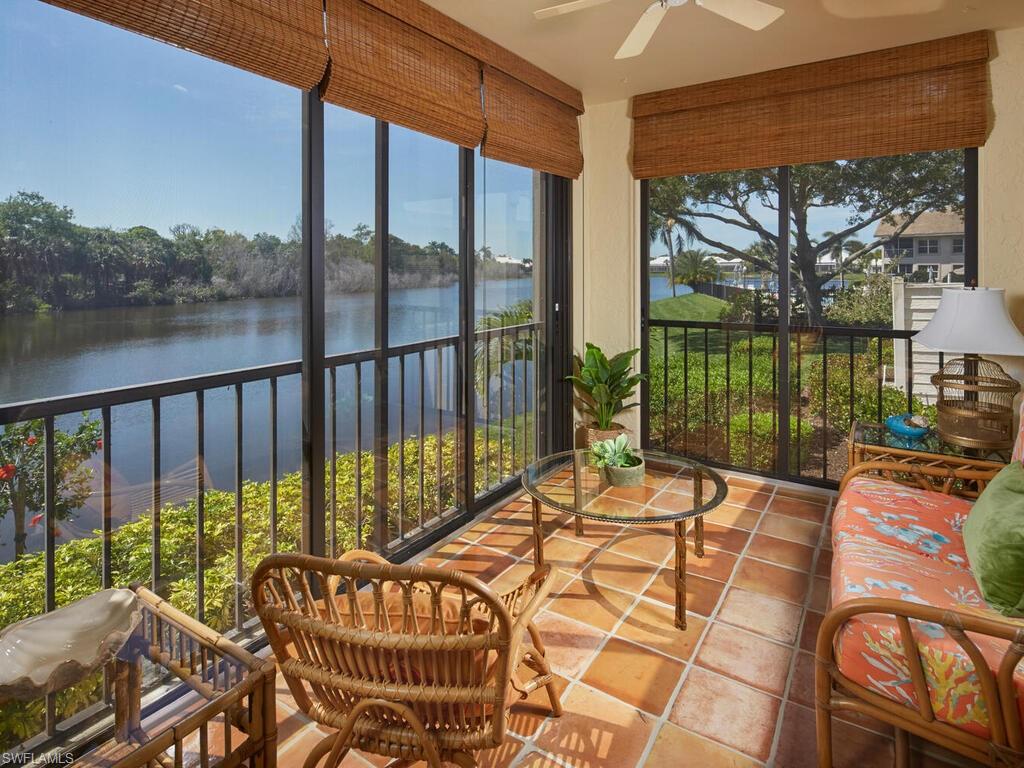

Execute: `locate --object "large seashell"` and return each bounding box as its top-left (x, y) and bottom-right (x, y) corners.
top-left (0, 589), bottom-right (141, 700)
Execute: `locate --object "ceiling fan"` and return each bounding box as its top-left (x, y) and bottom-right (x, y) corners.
top-left (534, 0), bottom-right (786, 59)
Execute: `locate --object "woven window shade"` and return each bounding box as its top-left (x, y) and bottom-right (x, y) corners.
top-left (41, 0), bottom-right (328, 91)
top-left (323, 0), bottom-right (485, 148)
top-left (482, 68), bottom-right (583, 179)
top-left (631, 31), bottom-right (991, 179)
top-left (359, 0), bottom-right (584, 114)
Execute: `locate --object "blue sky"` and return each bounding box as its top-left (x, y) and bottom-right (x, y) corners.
top-left (0, 0), bottom-right (535, 259)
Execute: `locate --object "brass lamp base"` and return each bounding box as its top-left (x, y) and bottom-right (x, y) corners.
top-left (931, 355), bottom-right (1020, 451)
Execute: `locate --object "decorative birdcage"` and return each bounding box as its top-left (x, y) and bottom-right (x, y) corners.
top-left (931, 355), bottom-right (1020, 451)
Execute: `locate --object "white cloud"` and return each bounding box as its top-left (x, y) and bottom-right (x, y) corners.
top-left (172, 84), bottom-right (188, 93)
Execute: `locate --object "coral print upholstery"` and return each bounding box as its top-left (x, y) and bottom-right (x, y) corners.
top-left (831, 476), bottom-right (1024, 739)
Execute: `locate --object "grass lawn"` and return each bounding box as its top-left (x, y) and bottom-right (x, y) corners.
top-left (650, 292), bottom-right (728, 322)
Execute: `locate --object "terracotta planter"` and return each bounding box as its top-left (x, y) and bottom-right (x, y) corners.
top-left (604, 459), bottom-right (646, 488)
top-left (580, 422), bottom-right (627, 448)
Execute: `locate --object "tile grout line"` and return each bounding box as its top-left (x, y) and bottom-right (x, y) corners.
top-left (765, 489), bottom-right (836, 766)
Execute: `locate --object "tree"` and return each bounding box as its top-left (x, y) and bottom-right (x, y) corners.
top-left (649, 151), bottom-right (964, 324)
top-left (671, 249), bottom-right (718, 288)
top-left (0, 417), bottom-right (101, 559)
top-left (473, 300), bottom-right (533, 397)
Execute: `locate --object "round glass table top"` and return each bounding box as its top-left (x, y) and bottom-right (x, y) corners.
top-left (522, 449), bottom-right (728, 525)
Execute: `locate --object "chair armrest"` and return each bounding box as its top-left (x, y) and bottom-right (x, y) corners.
top-left (817, 596), bottom-right (1024, 748)
top-left (500, 565), bottom-right (558, 633)
top-left (336, 549), bottom-right (391, 565)
top-left (840, 458), bottom-right (1002, 498)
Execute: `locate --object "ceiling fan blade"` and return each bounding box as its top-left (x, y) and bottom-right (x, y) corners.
top-left (615, 2), bottom-right (669, 60)
top-left (534, 0), bottom-right (616, 21)
top-left (696, 0), bottom-right (784, 30)
top-left (821, 0), bottom-right (944, 19)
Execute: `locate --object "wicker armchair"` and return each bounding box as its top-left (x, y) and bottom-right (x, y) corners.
top-left (252, 551), bottom-right (562, 768)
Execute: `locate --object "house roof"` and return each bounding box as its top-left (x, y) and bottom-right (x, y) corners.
top-left (873, 210), bottom-right (964, 238)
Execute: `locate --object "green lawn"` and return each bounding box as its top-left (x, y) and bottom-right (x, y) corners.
top-left (649, 292), bottom-right (729, 322)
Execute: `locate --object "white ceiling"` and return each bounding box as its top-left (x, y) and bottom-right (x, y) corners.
top-left (423, 0), bottom-right (1024, 104)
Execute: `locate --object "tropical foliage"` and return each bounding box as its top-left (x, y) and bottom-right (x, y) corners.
top-left (569, 343), bottom-right (646, 430)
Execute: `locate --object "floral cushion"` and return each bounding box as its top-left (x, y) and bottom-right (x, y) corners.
top-left (831, 477), bottom-right (1024, 739)
top-left (833, 476), bottom-right (971, 567)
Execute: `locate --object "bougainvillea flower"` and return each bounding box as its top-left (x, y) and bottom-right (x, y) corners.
top-left (25, 435), bottom-right (37, 446)
top-left (96, 439), bottom-right (103, 450)
top-left (30, 513), bottom-right (43, 528)
top-left (0, 464), bottom-right (15, 481)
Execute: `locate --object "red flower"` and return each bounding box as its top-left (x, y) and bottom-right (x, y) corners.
top-left (25, 435), bottom-right (37, 446)
top-left (29, 513), bottom-right (43, 528)
top-left (96, 439), bottom-right (103, 450)
top-left (0, 464), bottom-right (15, 481)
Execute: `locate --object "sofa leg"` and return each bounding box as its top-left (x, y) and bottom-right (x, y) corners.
top-left (815, 702), bottom-right (833, 768)
top-left (894, 728), bottom-right (911, 768)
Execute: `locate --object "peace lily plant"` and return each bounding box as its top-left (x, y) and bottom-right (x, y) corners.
top-left (569, 343), bottom-right (646, 446)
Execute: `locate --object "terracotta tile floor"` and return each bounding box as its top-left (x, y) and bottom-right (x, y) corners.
top-left (269, 473), bottom-right (980, 768)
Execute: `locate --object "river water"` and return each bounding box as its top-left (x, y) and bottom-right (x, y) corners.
top-left (0, 276), bottom-right (684, 556)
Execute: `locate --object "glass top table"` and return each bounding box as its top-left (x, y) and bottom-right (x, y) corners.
top-left (522, 449), bottom-right (728, 629)
top-left (851, 420), bottom-right (1012, 464)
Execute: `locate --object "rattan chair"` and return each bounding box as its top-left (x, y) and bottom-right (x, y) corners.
top-left (252, 551), bottom-right (562, 768)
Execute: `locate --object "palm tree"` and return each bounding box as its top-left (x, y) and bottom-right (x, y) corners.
top-left (672, 249), bottom-right (718, 288)
top-left (473, 299), bottom-right (534, 397)
top-left (821, 231), bottom-right (867, 287)
top-left (649, 214), bottom-right (682, 297)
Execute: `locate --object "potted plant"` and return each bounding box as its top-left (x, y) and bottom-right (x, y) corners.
top-left (569, 342), bottom-right (646, 447)
top-left (592, 434), bottom-right (645, 488)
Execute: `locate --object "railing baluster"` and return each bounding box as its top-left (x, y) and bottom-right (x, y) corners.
top-left (772, 333), bottom-right (778, 470)
top-left (511, 329), bottom-right (518, 477)
top-left (44, 414), bottom-right (57, 737)
top-left (498, 330), bottom-right (505, 480)
top-left (436, 345), bottom-right (444, 519)
top-left (483, 332), bottom-right (490, 490)
top-left (418, 350), bottom-right (426, 529)
top-left (877, 337), bottom-right (884, 422)
top-left (725, 328), bottom-right (732, 463)
top-left (703, 328), bottom-right (709, 460)
top-left (683, 328), bottom-right (689, 457)
top-left (196, 391), bottom-right (205, 624)
top-left (848, 336), bottom-right (855, 429)
top-left (796, 333), bottom-right (803, 476)
top-left (329, 367), bottom-right (337, 557)
top-left (355, 364), bottom-right (363, 548)
top-left (152, 398), bottom-right (161, 594)
top-left (101, 406), bottom-right (112, 590)
top-left (906, 337), bottom-right (915, 412)
top-left (531, 328), bottom-right (539, 467)
top-left (663, 327), bottom-right (669, 451)
top-left (269, 377), bottom-right (277, 555)
top-left (747, 331), bottom-right (753, 467)
top-left (234, 383), bottom-right (243, 633)
top-left (399, 354), bottom-right (406, 541)
top-left (822, 334), bottom-right (829, 481)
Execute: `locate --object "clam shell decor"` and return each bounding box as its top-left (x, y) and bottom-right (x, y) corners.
top-left (0, 588), bottom-right (142, 701)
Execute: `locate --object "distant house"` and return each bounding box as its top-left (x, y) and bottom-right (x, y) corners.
top-left (873, 210), bottom-right (965, 282)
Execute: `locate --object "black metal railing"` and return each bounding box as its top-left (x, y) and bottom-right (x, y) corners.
top-left (0, 321), bottom-right (543, 751)
top-left (646, 318), bottom-right (917, 487)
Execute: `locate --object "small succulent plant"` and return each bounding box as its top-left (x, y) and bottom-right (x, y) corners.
top-left (591, 434), bottom-right (642, 469)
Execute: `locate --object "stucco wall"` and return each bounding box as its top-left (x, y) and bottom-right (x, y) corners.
top-left (572, 26), bottom-right (1024, 430)
top-left (571, 98), bottom-right (641, 438)
top-left (980, 25), bottom-right (1024, 384)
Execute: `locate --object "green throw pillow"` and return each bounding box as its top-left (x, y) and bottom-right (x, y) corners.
top-left (964, 461), bottom-right (1024, 617)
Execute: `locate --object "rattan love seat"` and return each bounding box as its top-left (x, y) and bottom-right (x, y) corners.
top-left (252, 550), bottom-right (562, 768)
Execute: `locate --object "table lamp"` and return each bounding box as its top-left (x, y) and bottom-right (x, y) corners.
top-left (914, 287), bottom-right (1024, 450)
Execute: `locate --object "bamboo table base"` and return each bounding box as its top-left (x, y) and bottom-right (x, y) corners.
top-left (531, 498), bottom-right (706, 630)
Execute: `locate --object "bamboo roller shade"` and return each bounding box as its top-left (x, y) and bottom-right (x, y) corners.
top-left (631, 31), bottom-right (991, 179)
top-left (482, 67), bottom-right (583, 179)
top-left (41, 0), bottom-right (329, 91)
top-left (322, 0), bottom-right (485, 148)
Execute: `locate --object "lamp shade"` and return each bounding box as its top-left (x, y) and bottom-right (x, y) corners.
top-left (914, 287), bottom-right (1024, 356)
